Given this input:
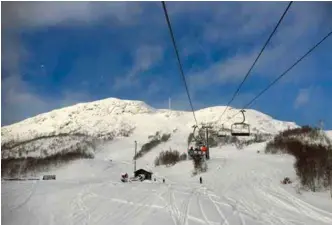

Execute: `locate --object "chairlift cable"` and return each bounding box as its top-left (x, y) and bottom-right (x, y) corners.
top-left (161, 1), bottom-right (199, 127)
top-left (224, 29), bottom-right (332, 125)
top-left (219, 1), bottom-right (293, 122)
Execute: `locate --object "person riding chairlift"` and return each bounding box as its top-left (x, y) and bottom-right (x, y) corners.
top-left (201, 145), bottom-right (207, 152)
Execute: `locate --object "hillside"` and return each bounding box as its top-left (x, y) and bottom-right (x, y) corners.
top-left (1, 97), bottom-right (297, 160)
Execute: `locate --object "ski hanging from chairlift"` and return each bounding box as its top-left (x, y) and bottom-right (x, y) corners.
top-left (231, 109), bottom-right (250, 136)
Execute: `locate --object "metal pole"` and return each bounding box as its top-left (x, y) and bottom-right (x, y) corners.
top-left (206, 127), bottom-right (210, 160)
top-left (134, 141), bottom-right (137, 173)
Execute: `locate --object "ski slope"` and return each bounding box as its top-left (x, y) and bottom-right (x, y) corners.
top-left (2, 141), bottom-right (332, 225)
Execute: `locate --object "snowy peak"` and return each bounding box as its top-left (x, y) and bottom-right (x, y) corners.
top-left (27, 97), bottom-right (156, 123)
top-left (1, 97), bottom-right (298, 159)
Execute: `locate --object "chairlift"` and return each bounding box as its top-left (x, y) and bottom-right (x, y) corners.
top-left (217, 133), bottom-right (227, 138)
top-left (191, 125), bottom-right (205, 144)
top-left (188, 125), bottom-right (206, 157)
top-left (217, 124), bottom-right (227, 137)
top-left (231, 110), bottom-right (250, 136)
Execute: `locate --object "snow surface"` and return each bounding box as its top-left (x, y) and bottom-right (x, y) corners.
top-left (326, 130), bottom-right (332, 140)
top-left (1, 98), bottom-right (297, 159)
top-left (2, 140), bottom-right (332, 225)
top-left (2, 97), bottom-right (331, 224)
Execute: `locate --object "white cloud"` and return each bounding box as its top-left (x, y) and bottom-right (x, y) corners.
top-left (129, 45), bottom-right (164, 78)
top-left (188, 51), bottom-right (257, 88)
top-left (1, 75), bottom-right (50, 125)
top-left (1, 75), bottom-right (91, 126)
top-left (202, 2), bottom-right (285, 45)
top-left (146, 81), bottom-right (161, 96)
top-left (2, 2), bottom-right (142, 28)
top-left (184, 1), bottom-right (332, 93)
top-left (293, 86), bottom-right (332, 127)
top-left (1, 2), bottom-right (148, 125)
top-left (2, 1), bottom-right (331, 126)
top-left (113, 45), bottom-right (164, 91)
top-left (294, 88), bottom-right (311, 109)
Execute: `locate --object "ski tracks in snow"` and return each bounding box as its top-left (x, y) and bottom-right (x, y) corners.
top-left (166, 184), bottom-right (192, 225)
top-left (159, 184), bottom-right (242, 225)
top-left (8, 181), bottom-right (38, 212)
top-left (70, 183), bottom-right (93, 225)
top-left (196, 188), bottom-right (222, 225)
top-left (259, 184), bottom-right (332, 224)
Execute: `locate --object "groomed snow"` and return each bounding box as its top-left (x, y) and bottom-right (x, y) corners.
top-left (2, 140), bottom-right (332, 225)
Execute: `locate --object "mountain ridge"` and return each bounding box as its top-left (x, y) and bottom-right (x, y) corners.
top-left (1, 97), bottom-right (298, 159)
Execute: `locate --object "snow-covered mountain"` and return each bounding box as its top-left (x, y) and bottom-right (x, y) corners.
top-left (326, 130), bottom-right (332, 140)
top-left (2, 98), bottom-right (332, 225)
top-left (1, 97), bottom-right (298, 159)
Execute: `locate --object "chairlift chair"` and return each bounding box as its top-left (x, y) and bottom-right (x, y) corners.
top-left (191, 125), bottom-right (205, 144)
top-left (217, 124), bottom-right (227, 137)
top-left (217, 133), bottom-right (227, 138)
top-left (231, 123), bottom-right (250, 136)
top-left (230, 110), bottom-right (251, 136)
top-left (217, 130), bottom-right (227, 137)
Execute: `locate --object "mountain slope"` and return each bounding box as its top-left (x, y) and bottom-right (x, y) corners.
top-left (1, 97), bottom-right (298, 159)
top-left (2, 98), bottom-right (332, 225)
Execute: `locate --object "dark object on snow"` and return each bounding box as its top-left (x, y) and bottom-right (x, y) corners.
top-left (134, 169), bottom-right (152, 180)
top-left (281, 177), bottom-right (292, 184)
top-left (121, 173), bottom-right (129, 182)
top-left (163, 178), bottom-right (165, 183)
top-left (257, 150), bottom-right (260, 154)
top-left (43, 175), bottom-right (56, 180)
top-left (200, 176), bottom-right (203, 184)
top-left (154, 178), bottom-right (156, 182)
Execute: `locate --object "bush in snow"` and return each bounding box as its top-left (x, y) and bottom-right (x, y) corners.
top-left (2, 149), bottom-right (94, 177)
top-left (1, 133), bottom-right (98, 177)
top-left (135, 139), bottom-right (161, 159)
top-left (154, 150), bottom-right (186, 167)
top-left (134, 132), bottom-right (171, 160)
top-left (180, 152), bottom-right (187, 161)
top-left (161, 133), bottom-right (171, 142)
top-left (265, 126), bottom-right (332, 192)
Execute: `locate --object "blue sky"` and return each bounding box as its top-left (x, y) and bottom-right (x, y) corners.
top-left (2, 1), bottom-right (332, 129)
